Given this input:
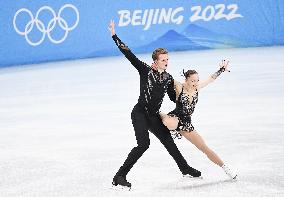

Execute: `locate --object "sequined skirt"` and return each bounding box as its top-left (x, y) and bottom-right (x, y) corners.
top-left (167, 111), bottom-right (194, 139)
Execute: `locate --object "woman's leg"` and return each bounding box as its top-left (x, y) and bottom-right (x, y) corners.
top-left (181, 130), bottom-right (224, 167)
top-left (159, 113), bottom-right (179, 131)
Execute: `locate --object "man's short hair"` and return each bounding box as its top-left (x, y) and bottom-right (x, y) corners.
top-left (152, 48), bottom-right (168, 61)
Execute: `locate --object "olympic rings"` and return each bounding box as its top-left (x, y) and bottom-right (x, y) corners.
top-left (13, 4), bottom-right (79, 46)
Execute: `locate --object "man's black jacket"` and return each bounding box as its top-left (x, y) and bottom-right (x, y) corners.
top-left (112, 34), bottom-right (176, 115)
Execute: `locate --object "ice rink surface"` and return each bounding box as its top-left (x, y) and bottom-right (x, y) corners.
top-left (0, 46), bottom-right (283, 197)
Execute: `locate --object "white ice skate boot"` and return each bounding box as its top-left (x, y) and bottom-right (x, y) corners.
top-left (222, 164), bottom-right (237, 180)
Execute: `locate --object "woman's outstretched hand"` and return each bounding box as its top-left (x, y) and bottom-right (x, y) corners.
top-left (108, 20), bottom-right (116, 36)
top-left (219, 60), bottom-right (230, 72)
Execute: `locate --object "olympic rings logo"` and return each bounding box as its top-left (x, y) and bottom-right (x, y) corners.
top-left (13, 4), bottom-right (79, 46)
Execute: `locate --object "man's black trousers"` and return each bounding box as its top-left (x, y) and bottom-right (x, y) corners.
top-left (116, 104), bottom-right (190, 177)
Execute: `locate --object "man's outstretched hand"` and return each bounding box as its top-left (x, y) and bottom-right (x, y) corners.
top-left (108, 20), bottom-right (116, 36)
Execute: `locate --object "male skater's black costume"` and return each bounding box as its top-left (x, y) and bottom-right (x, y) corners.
top-left (112, 34), bottom-right (201, 188)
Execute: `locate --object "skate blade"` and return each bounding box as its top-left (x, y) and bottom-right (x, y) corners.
top-left (231, 175), bottom-right (238, 181)
top-left (110, 184), bottom-right (131, 191)
top-left (183, 174), bottom-right (203, 179)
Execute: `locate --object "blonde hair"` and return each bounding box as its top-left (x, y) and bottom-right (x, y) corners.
top-left (152, 48), bottom-right (168, 61)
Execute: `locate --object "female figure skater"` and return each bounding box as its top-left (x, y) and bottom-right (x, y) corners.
top-left (160, 60), bottom-right (237, 179)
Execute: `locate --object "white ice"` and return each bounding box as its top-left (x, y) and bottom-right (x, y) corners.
top-left (0, 47), bottom-right (283, 197)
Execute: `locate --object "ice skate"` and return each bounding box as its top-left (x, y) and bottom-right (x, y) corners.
top-left (222, 164), bottom-right (237, 180)
top-left (182, 166), bottom-right (203, 179)
top-left (112, 175), bottom-right (131, 191)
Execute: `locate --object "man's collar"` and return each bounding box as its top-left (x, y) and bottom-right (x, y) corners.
top-left (152, 68), bottom-right (166, 74)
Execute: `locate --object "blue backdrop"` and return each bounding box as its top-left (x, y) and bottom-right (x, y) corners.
top-left (1, 0), bottom-right (284, 67)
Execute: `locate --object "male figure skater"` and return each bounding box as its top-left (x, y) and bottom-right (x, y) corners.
top-left (108, 20), bottom-right (201, 189)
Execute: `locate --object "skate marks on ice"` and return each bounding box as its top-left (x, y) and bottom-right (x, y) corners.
top-left (109, 184), bottom-right (131, 191)
top-left (159, 177), bottom-right (237, 191)
top-left (177, 179), bottom-right (237, 190)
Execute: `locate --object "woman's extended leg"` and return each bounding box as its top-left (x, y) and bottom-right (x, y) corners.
top-left (181, 130), bottom-right (237, 179)
top-left (160, 113), bottom-right (179, 131)
top-left (181, 130), bottom-right (224, 167)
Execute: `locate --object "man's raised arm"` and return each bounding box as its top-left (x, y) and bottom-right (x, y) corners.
top-left (108, 20), bottom-right (148, 73)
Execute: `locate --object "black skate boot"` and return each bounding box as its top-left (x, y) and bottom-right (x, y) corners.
top-left (182, 166), bottom-right (202, 179)
top-left (112, 175), bottom-right (131, 190)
